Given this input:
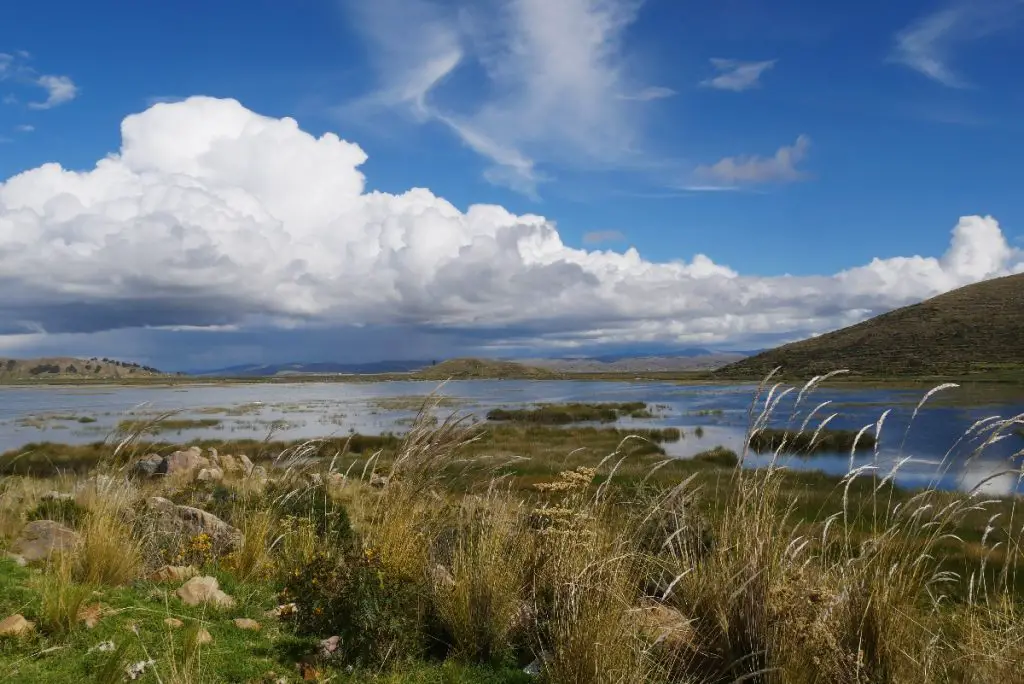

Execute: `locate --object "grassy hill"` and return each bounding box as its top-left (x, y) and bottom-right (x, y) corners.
top-left (410, 357), bottom-right (559, 380)
top-left (716, 273), bottom-right (1024, 381)
top-left (0, 356), bottom-right (168, 382)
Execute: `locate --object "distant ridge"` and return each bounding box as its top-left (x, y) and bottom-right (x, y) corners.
top-left (410, 358), bottom-right (557, 380)
top-left (0, 356), bottom-right (169, 381)
top-left (715, 273), bottom-right (1024, 380)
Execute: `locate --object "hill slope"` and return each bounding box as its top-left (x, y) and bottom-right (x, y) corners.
top-left (0, 357), bottom-right (168, 381)
top-left (715, 273), bottom-right (1024, 380)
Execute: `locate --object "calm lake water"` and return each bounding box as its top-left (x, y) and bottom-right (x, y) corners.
top-left (1, 380), bottom-right (1022, 495)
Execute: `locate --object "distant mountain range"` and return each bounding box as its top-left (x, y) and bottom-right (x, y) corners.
top-left (198, 348), bottom-right (757, 377)
top-left (193, 360), bottom-right (431, 376)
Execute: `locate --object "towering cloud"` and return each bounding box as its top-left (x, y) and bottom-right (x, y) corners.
top-left (0, 97), bottom-right (1020, 352)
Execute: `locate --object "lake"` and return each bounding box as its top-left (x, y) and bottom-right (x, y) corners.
top-left (1, 380), bottom-right (1022, 495)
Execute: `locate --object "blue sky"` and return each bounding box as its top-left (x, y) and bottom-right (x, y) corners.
top-left (1, 0), bottom-right (1022, 369)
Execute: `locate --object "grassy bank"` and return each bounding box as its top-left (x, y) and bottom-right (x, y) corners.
top-left (1, 377), bottom-right (1022, 682)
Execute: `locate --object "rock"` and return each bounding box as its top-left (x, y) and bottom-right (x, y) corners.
top-left (194, 628), bottom-right (213, 645)
top-left (147, 497), bottom-right (243, 551)
top-left (319, 635), bottom-right (341, 658)
top-left (233, 617), bottom-right (261, 631)
top-left (196, 467), bottom-right (224, 483)
top-left (88, 640), bottom-right (116, 653)
top-left (164, 617), bottom-right (184, 629)
top-left (430, 564), bottom-right (455, 589)
top-left (149, 565), bottom-right (198, 583)
top-left (265, 603), bottom-right (297, 619)
top-left (633, 602), bottom-right (694, 651)
top-left (40, 490), bottom-right (74, 502)
top-left (523, 659), bottom-right (541, 676)
top-left (175, 576), bottom-right (235, 608)
top-left (159, 446), bottom-right (210, 477)
top-left (5, 553), bottom-right (27, 567)
top-left (125, 659), bottom-right (156, 680)
top-left (9, 520), bottom-right (80, 562)
top-left (369, 473), bottom-right (389, 489)
top-left (0, 614), bottom-right (34, 637)
top-left (238, 454), bottom-right (254, 475)
top-left (219, 454), bottom-right (240, 473)
top-left (132, 454), bottom-right (164, 478)
top-left (78, 603), bottom-right (105, 629)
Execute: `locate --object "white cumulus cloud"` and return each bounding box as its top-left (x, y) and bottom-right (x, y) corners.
top-left (0, 97), bottom-right (1020, 356)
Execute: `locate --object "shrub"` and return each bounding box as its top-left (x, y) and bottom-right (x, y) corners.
top-left (282, 547), bottom-right (429, 668)
top-left (26, 497), bottom-right (88, 528)
top-left (267, 481), bottom-right (354, 548)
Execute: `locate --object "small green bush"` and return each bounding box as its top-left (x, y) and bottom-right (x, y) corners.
top-left (26, 497), bottom-right (88, 528)
top-left (267, 482), bottom-right (355, 547)
top-left (282, 547), bottom-right (429, 668)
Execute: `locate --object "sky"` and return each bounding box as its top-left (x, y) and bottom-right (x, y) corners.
top-left (0, 0), bottom-right (1022, 371)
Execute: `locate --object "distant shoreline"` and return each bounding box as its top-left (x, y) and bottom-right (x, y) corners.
top-left (2, 369), bottom-right (1023, 396)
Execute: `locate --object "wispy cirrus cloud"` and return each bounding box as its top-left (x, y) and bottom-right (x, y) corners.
top-left (694, 135), bottom-right (810, 187)
top-left (889, 0), bottom-right (1024, 88)
top-left (700, 58), bottom-right (776, 92)
top-left (14, 124), bottom-right (34, 132)
top-left (341, 0), bottom-right (671, 197)
top-left (618, 86), bottom-right (676, 101)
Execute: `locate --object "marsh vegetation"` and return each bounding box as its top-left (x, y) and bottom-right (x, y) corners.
top-left (0, 375), bottom-right (1022, 682)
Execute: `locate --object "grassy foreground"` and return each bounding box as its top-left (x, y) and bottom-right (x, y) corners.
top-left (1, 376), bottom-right (1023, 683)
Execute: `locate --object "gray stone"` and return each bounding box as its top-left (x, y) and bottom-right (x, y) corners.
top-left (158, 446), bottom-right (210, 477)
top-left (146, 497), bottom-right (242, 551)
top-left (196, 467), bottom-right (224, 482)
top-left (132, 454), bottom-right (164, 478)
top-left (9, 520), bottom-right (80, 562)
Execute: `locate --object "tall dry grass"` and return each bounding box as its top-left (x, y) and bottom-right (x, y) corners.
top-left (301, 374), bottom-right (1024, 682)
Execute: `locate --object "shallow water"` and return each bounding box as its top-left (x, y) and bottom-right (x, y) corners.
top-left (1, 380), bottom-right (1022, 494)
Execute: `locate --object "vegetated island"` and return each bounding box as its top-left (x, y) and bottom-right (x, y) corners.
top-left (486, 401), bottom-right (656, 424)
top-left (715, 273), bottom-right (1024, 384)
